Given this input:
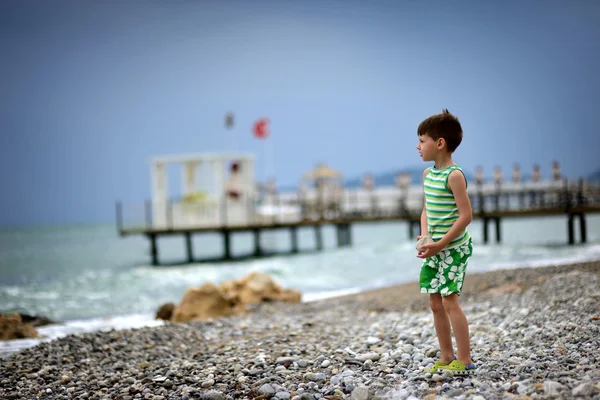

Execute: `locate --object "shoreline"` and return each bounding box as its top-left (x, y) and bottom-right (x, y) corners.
top-left (1, 259), bottom-right (599, 358)
top-left (1, 260), bottom-right (599, 399)
top-left (321, 259), bottom-right (600, 312)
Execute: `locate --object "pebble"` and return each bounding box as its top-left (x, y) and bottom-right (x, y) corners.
top-left (1, 267), bottom-right (599, 400)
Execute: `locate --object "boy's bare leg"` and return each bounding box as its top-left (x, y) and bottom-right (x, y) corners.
top-left (442, 294), bottom-right (473, 365)
top-left (429, 294), bottom-right (454, 363)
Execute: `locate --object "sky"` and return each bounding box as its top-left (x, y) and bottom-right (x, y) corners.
top-left (1, 0), bottom-right (599, 227)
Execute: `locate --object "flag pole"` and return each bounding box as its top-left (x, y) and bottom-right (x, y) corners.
top-left (265, 120), bottom-right (272, 186)
top-left (225, 112), bottom-right (235, 152)
top-left (264, 139), bottom-right (268, 186)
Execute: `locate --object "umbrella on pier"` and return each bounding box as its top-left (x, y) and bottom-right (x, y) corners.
top-left (303, 163), bottom-right (343, 180)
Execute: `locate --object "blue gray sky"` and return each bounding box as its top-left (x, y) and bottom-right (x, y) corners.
top-left (1, 0), bottom-right (599, 227)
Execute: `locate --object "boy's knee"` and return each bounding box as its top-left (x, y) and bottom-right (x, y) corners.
top-left (429, 296), bottom-right (444, 313)
top-left (441, 294), bottom-right (460, 312)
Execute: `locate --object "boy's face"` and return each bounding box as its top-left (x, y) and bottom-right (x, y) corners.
top-left (416, 133), bottom-right (438, 161)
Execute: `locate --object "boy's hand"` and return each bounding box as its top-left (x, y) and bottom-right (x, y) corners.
top-left (416, 241), bottom-right (444, 259)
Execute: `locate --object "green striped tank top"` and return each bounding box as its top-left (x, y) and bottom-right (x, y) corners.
top-left (424, 164), bottom-right (471, 249)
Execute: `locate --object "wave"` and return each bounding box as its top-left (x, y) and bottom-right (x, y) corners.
top-left (0, 312), bottom-right (164, 359)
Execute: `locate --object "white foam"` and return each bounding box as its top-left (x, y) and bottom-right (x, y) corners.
top-left (478, 243), bottom-right (600, 272)
top-left (0, 287), bottom-right (363, 358)
top-left (484, 254), bottom-right (600, 272)
top-left (0, 313), bottom-right (164, 359)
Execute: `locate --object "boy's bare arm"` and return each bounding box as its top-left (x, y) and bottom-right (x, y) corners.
top-left (437, 170), bottom-right (473, 247)
top-left (420, 204), bottom-right (428, 238)
top-left (420, 168), bottom-right (430, 237)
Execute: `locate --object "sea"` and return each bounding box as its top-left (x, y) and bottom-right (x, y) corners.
top-left (1, 215), bottom-right (600, 358)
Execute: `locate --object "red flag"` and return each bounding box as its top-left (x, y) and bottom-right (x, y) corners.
top-left (253, 118), bottom-right (270, 139)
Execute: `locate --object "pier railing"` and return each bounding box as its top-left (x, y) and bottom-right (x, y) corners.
top-left (116, 179), bottom-right (600, 234)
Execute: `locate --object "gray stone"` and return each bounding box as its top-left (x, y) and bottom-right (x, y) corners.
top-left (573, 382), bottom-right (594, 398)
top-left (351, 386), bottom-right (369, 400)
top-left (259, 384), bottom-right (276, 395)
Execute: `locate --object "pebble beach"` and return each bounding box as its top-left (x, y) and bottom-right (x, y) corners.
top-left (1, 261), bottom-right (599, 400)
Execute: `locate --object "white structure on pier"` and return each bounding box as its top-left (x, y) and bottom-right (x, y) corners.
top-left (150, 153), bottom-right (256, 228)
top-left (128, 152), bottom-right (580, 232)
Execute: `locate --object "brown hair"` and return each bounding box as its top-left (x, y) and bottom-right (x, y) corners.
top-left (417, 109), bottom-right (463, 153)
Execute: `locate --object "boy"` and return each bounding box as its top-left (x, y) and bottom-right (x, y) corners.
top-left (415, 109), bottom-right (476, 375)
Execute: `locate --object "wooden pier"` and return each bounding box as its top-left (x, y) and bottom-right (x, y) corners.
top-left (117, 179), bottom-right (600, 266)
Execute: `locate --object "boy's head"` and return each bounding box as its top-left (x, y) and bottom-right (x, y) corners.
top-left (417, 109), bottom-right (463, 153)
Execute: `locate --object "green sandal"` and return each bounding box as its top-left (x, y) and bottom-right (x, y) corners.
top-left (424, 357), bottom-right (455, 374)
top-left (436, 360), bottom-right (476, 375)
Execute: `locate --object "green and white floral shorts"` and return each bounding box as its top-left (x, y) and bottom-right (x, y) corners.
top-left (419, 238), bottom-right (473, 297)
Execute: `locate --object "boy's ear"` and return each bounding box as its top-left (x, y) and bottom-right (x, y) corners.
top-left (436, 137), bottom-right (446, 149)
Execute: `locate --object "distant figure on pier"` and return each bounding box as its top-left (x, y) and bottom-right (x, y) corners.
top-left (333, 180), bottom-right (344, 210)
top-left (512, 163), bottom-right (522, 184)
top-left (394, 171), bottom-right (411, 190)
top-left (265, 178), bottom-right (277, 195)
top-left (362, 173), bottom-right (375, 190)
top-left (394, 173), bottom-right (401, 189)
top-left (362, 173), bottom-right (377, 216)
top-left (297, 178), bottom-right (309, 218)
top-left (298, 178), bottom-right (308, 195)
top-left (529, 164), bottom-right (542, 207)
top-left (400, 171), bottom-right (411, 190)
top-left (303, 163), bottom-right (343, 219)
top-left (552, 161), bottom-right (562, 182)
top-left (512, 163), bottom-right (525, 207)
top-left (531, 164), bottom-right (541, 182)
top-left (475, 166), bottom-right (485, 187)
top-left (493, 166), bottom-right (504, 186)
top-left (395, 171), bottom-right (411, 215)
top-left (226, 162), bottom-right (242, 200)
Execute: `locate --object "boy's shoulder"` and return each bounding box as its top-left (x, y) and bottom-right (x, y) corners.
top-left (448, 164), bottom-right (467, 178)
top-left (421, 167), bottom-right (431, 181)
top-left (447, 168), bottom-right (468, 191)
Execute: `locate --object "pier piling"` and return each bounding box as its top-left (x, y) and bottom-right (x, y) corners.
top-left (336, 224), bottom-right (344, 247)
top-left (290, 226), bottom-right (299, 253)
top-left (149, 234), bottom-right (158, 266)
top-left (483, 218), bottom-right (489, 244)
top-left (408, 220), bottom-right (417, 240)
top-left (185, 232), bottom-right (193, 262)
top-left (315, 225), bottom-right (323, 251)
top-left (568, 214), bottom-right (575, 245)
top-left (579, 213), bottom-right (587, 244)
top-left (494, 217), bottom-right (502, 243)
top-left (222, 230), bottom-right (232, 260)
top-left (345, 223), bottom-right (353, 246)
top-left (253, 229), bottom-right (262, 257)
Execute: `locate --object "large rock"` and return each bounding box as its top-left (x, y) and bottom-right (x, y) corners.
top-left (168, 272), bottom-right (302, 323)
top-left (155, 302), bottom-right (175, 321)
top-left (171, 282), bottom-right (238, 323)
top-left (220, 271), bottom-right (302, 305)
top-left (0, 313), bottom-right (39, 340)
top-left (18, 313), bottom-right (55, 327)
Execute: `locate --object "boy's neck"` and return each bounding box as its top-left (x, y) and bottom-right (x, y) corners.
top-left (433, 154), bottom-right (454, 169)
